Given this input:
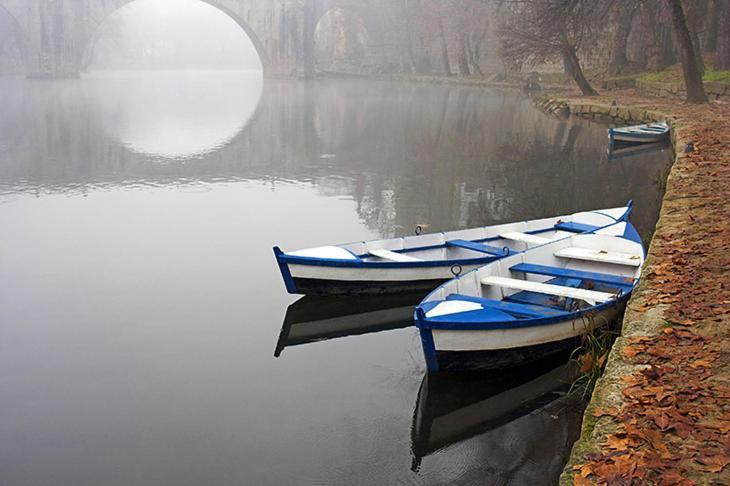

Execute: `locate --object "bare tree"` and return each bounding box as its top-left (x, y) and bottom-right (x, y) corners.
top-left (716, 0), bottom-right (730, 70)
top-left (607, 0), bottom-right (638, 76)
top-left (499, 0), bottom-right (609, 96)
top-left (664, 0), bottom-right (708, 102)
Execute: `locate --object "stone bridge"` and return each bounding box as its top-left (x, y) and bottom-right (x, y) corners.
top-left (0, 0), bottom-right (402, 78)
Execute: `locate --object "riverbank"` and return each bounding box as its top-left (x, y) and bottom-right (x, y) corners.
top-left (535, 93), bottom-right (729, 484)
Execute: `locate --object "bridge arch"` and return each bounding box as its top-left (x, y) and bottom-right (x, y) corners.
top-left (82, 0), bottom-right (270, 74)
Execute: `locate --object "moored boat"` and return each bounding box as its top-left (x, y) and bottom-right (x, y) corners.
top-left (608, 121), bottom-right (669, 144)
top-left (273, 204), bottom-right (633, 296)
top-left (414, 222), bottom-right (644, 372)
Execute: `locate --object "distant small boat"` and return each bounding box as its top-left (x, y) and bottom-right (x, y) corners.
top-left (274, 293), bottom-right (422, 357)
top-left (273, 204), bottom-right (634, 296)
top-left (415, 221), bottom-right (644, 372)
top-left (608, 122), bottom-right (669, 144)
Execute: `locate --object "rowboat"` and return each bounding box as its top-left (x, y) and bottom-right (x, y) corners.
top-left (608, 121), bottom-right (669, 144)
top-left (273, 204), bottom-right (633, 296)
top-left (274, 293), bottom-right (422, 357)
top-left (411, 357), bottom-right (578, 471)
top-left (414, 221), bottom-right (644, 372)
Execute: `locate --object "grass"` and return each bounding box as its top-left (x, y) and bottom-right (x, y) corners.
top-left (568, 313), bottom-right (619, 400)
top-left (636, 64), bottom-right (730, 84)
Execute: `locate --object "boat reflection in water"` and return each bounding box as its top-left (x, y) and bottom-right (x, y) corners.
top-left (411, 355), bottom-right (582, 477)
top-left (607, 140), bottom-right (671, 160)
top-left (274, 292), bottom-right (426, 357)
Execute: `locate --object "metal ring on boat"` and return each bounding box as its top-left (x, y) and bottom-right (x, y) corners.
top-left (450, 264), bottom-right (462, 277)
top-left (415, 225), bottom-right (422, 236)
top-left (503, 246), bottom-right (510, 255)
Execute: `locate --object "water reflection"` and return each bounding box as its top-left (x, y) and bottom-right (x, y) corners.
top-left (275, 293), bottom-right (424, 357)
top-left (0, 73), bottom-right (673, 485)
top-left (411, 358), bottom-right (582, 483)
top-left (0, 74), bottom-right (670, 239)
top-left (85, 70), bottom-right (263, 158)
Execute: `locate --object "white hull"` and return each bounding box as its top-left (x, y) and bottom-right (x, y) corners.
top-left (432, 305), bottom-right (621, 352)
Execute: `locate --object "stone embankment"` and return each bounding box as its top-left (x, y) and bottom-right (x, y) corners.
top-left (536, 94), bottom-right (730, 484)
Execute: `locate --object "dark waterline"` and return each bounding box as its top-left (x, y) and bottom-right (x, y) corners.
top-left (0, 71), bottom-right (671, 485)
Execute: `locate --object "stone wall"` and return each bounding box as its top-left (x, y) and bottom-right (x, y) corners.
top-left (636, 79), bottom-right (730, 101)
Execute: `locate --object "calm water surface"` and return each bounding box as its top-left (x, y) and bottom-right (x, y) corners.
top-left (0, 71), bottom-right (671, 485)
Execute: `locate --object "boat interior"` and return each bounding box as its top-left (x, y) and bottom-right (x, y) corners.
top-left (421, 231), bottom-right (644, 321)
top-left (285, 208), bottom-right (630, 264)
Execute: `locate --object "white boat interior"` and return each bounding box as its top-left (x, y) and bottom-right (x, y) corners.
top-left (421, 223), bottom-right (644, 319)
top-left (285, 207), bottom-right (631, 263)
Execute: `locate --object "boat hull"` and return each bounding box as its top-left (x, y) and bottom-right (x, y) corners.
top-left (276, 254), bottom-right (492, 295)
top-left (291, 276), bottom-right (451, 296)
top-left (418, 298), bottom-right (626, 372)
top-left (611, 132), bottom-right (668, 143)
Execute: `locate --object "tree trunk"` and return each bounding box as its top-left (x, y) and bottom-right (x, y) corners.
top-left (641, 2), bottom-right (665, 71)
top-left (716, 0), bottom-right (730, 70)
top-left (467, 35), bottom-right (484, 76)
top-left (682, 0), bottom-right (705, 74)
top-left (607, 3), bottom-right (635, 76)
top-left (562, 47), bottom-right (599, 96)
top-left (704, 0), bottom-right (719, 53)
top-left (437, 20), bottom-right (452, 76)
top-left (457, 32), bottom-right (471, 76)
top-left (665, 0), bottom-right (708, 102)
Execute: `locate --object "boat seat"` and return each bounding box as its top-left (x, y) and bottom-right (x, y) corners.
top-left (446, 294), bottom-right (569, 318)
top-left (554, 247), bottom-right (642, 267)
top-left (510, 263), bottom-right (634, 288)
top-left (554, 221), bottom-right (601, 233)
top-left (481, 276), bottom-right (616, 306)
top-left (368, 248), bottom-right (422, 262)
top-left (499, 232), bottom-right (551, 245)
top-left (446, 239), bottom-right (509, 256)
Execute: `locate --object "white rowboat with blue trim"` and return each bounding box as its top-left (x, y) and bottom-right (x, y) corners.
top-left (608, 121), bottom-right (669, 144)
top-left (414, 221), bottom-right (644, 371)
top-left (273, 204), bottom-right (633, 296)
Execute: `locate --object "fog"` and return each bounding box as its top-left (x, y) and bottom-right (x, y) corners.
top-left (88, 0), bottom-right (262, 71)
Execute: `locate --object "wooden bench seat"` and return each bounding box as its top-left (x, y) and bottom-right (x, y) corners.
top-left (499, 232), bottom-right (551, 245)
top-left (510, 263), bottom-right (634, 288)
top-left (368, 249), bottom-right (422, 262)
top-left (446, 239), bottom-right (509, 256)
top-left (554, 221), bottom-right (601, 233)
top-left (480, 276), bottom-right (616, 305)
top-left (554, 247), bottom-right (642, 267)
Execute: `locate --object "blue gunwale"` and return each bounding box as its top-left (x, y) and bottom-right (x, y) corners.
top-left (414, 292), bottom-right (632, 331)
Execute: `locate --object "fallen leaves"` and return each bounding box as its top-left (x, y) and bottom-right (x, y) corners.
top-left (567, 94), bottom-right (730, 486)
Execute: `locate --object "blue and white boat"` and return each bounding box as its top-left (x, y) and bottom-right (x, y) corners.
top-left (273, 205), bottom-right (633, 296)
top-left (414, 221), bottom-right (644, 372)
top-left (608, 121), bottom-right (669, 144)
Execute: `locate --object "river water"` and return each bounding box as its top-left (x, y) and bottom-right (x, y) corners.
top-left (0, 71), bottom-right (671, 485)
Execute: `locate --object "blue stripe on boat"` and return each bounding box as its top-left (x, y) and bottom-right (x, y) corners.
top-left (445, 294), bottom-right (569, 318)
top-left (446, 239), bottom-right (511, 256)
top-left (554, 221), bottom-right (601, 233)
top-left (510, 263), bottom-right (635, 288)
